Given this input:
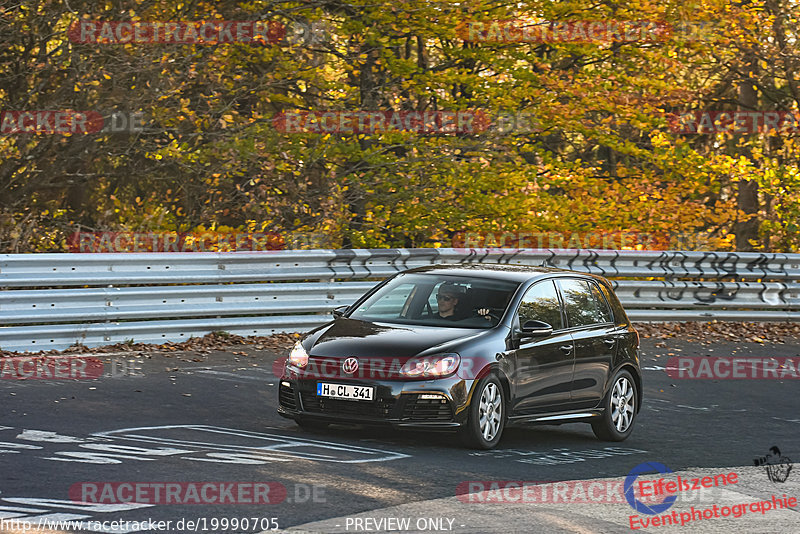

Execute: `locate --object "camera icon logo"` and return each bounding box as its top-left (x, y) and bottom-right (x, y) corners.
top-left (753, 446), bottom-right (793, 483)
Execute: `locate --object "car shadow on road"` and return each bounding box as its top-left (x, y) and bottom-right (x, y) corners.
top-left (283, 421), bottom-right (614, 451)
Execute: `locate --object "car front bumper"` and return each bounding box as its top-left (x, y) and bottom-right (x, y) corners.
top-left (277, 371), bottom-right (474, 429)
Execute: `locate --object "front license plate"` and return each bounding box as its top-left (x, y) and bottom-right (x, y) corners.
top-left (317, 382), bottom-right (374, 401)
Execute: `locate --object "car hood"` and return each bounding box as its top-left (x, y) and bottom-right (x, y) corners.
top-left (306, 318), bottom-right (488, 359)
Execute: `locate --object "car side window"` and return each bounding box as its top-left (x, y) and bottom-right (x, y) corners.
top-left (589, 281), bottom-right (614, 324)
top-left (517, 280), bottom-right (563, 329)
top-left (557, 279), bottom-right (612, 327)
top-left (598, 281), bottom-right (626, 324)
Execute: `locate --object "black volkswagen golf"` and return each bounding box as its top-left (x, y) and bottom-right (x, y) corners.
top-left (278, 264), bottom-right (641, 449)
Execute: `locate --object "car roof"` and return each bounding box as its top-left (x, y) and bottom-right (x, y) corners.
top-left (402, 263), bottom-right (604, 283)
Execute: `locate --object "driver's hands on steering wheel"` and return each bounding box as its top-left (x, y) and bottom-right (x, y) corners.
top-left (476, 308), bottom-right (492, 320)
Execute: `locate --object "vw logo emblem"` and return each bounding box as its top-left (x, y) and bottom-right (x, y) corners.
top-left (342, 357), bottom-right (359, 374)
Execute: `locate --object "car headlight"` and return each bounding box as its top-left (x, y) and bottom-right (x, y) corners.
top-left (288, 341), bottom-right (309, 368)
top-left (400, 353), bottom-right (460, 378)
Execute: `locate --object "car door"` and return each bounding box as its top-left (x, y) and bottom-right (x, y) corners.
top-left (509, 279), bottom-right (576, 413)
top-left (557, 278), bottom-right (617, 409)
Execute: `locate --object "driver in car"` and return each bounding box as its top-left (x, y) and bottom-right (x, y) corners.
top-left (436, 283), bottom-right (467, 320)
top-left (436, 283), bottom-right (492, 321)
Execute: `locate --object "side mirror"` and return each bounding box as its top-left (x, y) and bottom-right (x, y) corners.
top-left (520, 320), bottom-right (553, 337)
top-left (332, 305), bottom-right (349, 318)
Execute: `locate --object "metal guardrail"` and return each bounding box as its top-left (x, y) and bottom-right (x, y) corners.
top-left (2, 248), bottom-right (799, 352)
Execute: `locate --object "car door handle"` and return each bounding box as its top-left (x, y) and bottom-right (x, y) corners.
top-left (559, 345), bottom-right (573, 354)
top-left (603, 338), bottom-right (616, 346)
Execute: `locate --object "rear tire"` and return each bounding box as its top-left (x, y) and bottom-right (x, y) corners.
top-left (592, 369), bottom-right (637, 441)
top-left (459, 373), bottom-right (505, 449)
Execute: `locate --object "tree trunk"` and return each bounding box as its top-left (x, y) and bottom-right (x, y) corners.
top-left (734, 50), bottom-right (760, 251)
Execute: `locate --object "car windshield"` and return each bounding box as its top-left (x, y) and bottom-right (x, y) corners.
top-left (347, 273), bottom-right (520, 328)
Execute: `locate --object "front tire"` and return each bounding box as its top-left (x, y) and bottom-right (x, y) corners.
top-left (592, 369), bottom-right (637, 441)
top-left (460, 374), bottom-right (505, 449)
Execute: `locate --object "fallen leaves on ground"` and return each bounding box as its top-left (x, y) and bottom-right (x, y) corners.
top-left (0, 332), bottom-right (299, 358)
top-left (635, 322), bottom-right (800, 345)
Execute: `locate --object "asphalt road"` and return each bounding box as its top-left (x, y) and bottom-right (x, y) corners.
top-left (0, 336), bottom-right (798, 533)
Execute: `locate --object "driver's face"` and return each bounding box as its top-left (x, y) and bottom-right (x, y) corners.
top-left (437, 292), bottom-right (458, 314)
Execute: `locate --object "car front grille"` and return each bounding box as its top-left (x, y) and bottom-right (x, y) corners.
top-left (279, 383), bottom-right (297, 410)
top-left (401, 394), bottom-right (453, 422)
top-left (305, 356), bottom-right (404, 380)
top-left (299, 393), bottom-right (395, 419)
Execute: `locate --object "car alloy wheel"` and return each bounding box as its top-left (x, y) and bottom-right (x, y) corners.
top-left (592, 369), bottom-right (637, 441)
top-left (611, 376), bottom-right (635, 432)
top-left (461, 373), bottom-right (505, 449)
top-left (479, 382), bottom-right (502, 441)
